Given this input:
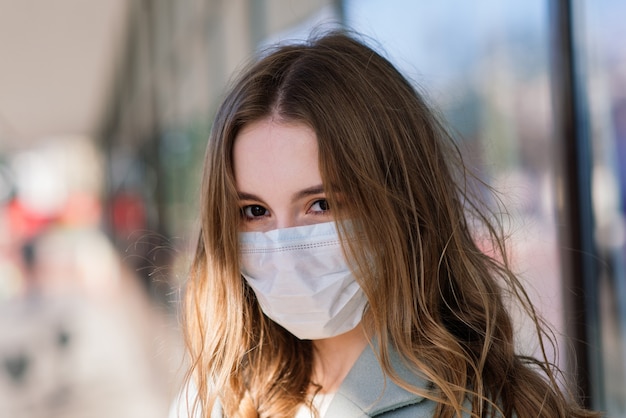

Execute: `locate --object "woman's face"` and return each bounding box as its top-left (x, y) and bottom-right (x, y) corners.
top-left (233, 118), bottom-right (334, 232)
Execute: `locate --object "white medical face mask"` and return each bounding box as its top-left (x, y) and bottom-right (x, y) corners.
top-left (239, 221), bottom-right (367, 340)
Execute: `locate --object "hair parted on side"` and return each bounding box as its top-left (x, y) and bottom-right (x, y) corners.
top-left (182, 30), bottom-right (600, 418)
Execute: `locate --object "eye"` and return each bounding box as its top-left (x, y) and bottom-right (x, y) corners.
top-left (309, 199), bottom-right (330, 214)
top-left (242, 205), bottom-right (269, 219)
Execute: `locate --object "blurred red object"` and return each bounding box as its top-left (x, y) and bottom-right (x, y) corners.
top-left (111, 192), bottom-right (146, 238)
top-left (6, 198), bottom-right (57, 242)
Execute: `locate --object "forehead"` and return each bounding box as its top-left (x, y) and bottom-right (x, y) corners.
top-left (234, 118), bottom-right (317, 156)
top-left (233, 118), bottom-right (321, 193)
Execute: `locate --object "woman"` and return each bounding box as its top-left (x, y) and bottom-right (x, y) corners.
top-left (176, 31), bottom-right (600, 417)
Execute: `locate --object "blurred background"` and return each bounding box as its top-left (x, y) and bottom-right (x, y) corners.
top-left (0, 0), bottom-right (624, 416)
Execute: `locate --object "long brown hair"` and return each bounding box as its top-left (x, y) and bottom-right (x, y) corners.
top-left (183, 31), bottom-right (599, 417)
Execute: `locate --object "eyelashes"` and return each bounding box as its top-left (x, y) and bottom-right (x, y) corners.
top-left (308, 199), bottom-right (330, 214)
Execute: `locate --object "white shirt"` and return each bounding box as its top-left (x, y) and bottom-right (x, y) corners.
top-left (170, 383), bottom-right (335, 418)
top-left (295, 392), bottom-right (335, 418)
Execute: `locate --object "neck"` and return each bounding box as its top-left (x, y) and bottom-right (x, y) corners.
top-left (311, 324), bottom-right (368, 394)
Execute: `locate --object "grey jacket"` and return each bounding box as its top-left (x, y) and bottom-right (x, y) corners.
top-left (324, 343), bottom-right (439, 417)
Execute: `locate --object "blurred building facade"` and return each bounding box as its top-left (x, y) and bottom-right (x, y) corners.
top-left (1, 0), bottom-right (624, 416)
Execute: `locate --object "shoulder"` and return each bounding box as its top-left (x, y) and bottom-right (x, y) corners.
top-left (168, 381), bottom-right (200, 418)
top-left (168, 380), bottom-right (223, 418)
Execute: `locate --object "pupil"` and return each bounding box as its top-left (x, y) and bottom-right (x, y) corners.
top-left (319, 200), bottom-right (328, 211)
top-left (251, 206), bottom-right (265, 216)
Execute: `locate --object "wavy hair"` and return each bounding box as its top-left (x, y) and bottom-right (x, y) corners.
top-left (183, 31), bottom-right (599, 417)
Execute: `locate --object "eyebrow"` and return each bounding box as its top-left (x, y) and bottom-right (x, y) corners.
top-left (292, 184), bottom-right (325, 202)
top-left (237, 184), bottom-right (326, 203)
top-left (237, 191), bottom-right (263, 202)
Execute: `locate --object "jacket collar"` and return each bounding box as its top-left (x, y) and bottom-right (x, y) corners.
top-left (324, 341), bottom-right (430, 417)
